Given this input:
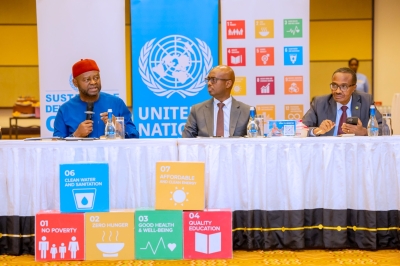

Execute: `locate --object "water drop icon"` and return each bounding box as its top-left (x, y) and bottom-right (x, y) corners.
top-left (81, 196), bottom-right (89, 206)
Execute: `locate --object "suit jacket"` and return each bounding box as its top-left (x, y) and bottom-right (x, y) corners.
top-left (302, 91), bottom-right (382, 136)
top-left (182, 97), bottom-right (250, 138)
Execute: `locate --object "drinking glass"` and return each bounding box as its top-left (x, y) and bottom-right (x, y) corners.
top-left (254, 115), bottom-right (264, 137)
top-left (382, 115), bottom-right (392, 136)
top-left (115, 117), bottom-right (125, 139)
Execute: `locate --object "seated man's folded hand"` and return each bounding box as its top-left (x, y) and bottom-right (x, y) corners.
top-left (314, 119), bottom-right (335, 136)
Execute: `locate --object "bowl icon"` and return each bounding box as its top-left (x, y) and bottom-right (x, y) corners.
top-left (259, 31), bottom-right (269, 37)
top-left (96, 242), bottom-right (125, 257)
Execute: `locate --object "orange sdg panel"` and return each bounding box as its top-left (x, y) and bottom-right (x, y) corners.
top-left (155, 162), bottom-right (205, 210)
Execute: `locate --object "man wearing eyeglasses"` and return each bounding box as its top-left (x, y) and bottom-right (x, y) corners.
top-left (182, 65), bottom-right (250, 138)
top-left (302, 67), bottom-right (382, 136)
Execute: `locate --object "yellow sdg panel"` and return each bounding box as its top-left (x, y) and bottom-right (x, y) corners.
top-left (256, 105), bottom-right (275, 121)
top-left (255, 20), bottom-right (274, 39)
top-left (155, 162), bottom-right (205, 210)
top-left (85, 210), bottom-right (135, 260)
top-left (285, 104), bottom-right (304, 121)
top-left (231, 77), bottom-right (247, 96)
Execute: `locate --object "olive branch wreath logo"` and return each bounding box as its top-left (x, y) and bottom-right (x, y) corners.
top-left (139, 37), bottom-right (213, 98)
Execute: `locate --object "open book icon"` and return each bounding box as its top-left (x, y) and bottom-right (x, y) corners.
top-left (195, 232), bottom-right (221, 254)
top-left (230, 55), bottom-right (242, 65)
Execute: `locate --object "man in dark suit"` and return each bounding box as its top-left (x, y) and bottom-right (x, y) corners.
top-left (303, 67), bottom-right (382, 136)
top-left (182, 65), bottom-right (250, 138)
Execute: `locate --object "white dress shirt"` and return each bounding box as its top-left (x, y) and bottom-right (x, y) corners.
top-left (213, 97), bottom-right (232, 137)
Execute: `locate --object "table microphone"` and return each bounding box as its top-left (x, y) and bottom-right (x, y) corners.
top-left (85, 102), bottom-right (94, 120)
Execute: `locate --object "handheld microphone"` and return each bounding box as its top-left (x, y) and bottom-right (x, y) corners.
top-left (85, 102), bottom-right (94, 120)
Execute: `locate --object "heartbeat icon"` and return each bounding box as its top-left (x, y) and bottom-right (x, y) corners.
top-left (140, 237), bottom-right (166, 254)
top-left (286, 26), bottom-right (300, 35)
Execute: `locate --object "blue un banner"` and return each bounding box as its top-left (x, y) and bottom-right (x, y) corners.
top-left (131, 0), bottom-right (219, 138)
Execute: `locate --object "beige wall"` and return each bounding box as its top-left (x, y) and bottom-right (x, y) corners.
top-left (0, 0), bottom-right (133, 107)
top-left (310, 0), bottom-right (373, 100)
top-left (374, 0), bottom-right (400, 106)
top-left (0, 0), bottom-right (379, 107)
top-left (0, 0), bottom-right (39, 107)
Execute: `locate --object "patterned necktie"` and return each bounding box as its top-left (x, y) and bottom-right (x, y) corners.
top-left (216, 102), bottom-right (225, 136)
top-left (337, 106), bottom-right (348, 135)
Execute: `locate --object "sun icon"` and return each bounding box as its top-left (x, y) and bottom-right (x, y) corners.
top-left (233, 85), bottom-right (241, 92)
top-left (170, 187), bottom-right (189, 206)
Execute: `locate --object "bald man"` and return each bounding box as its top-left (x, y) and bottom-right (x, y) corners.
top-left (182, 65), bottom-right (250, 138)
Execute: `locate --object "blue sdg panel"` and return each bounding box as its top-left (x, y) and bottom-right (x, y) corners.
top-left (59, 163), bottom-right (109, 213)
top-left (284, 46), bottom-right (303, 66)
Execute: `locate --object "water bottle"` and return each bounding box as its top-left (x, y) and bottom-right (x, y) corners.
top-left (367, 105), bottom-right (379, 136)
top-left (382, 113), bottom-right (392, 136)
top-left (105, 109), bottom-right (116, 139)
top-left (247, 107), bottom-right (259, 138)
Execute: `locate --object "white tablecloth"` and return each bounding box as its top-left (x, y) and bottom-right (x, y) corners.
top-left (1, 137), bottom-right (400, 251)
top-left (178, 137), bottom-right (400, 212)
top-left (0, 139), bottom-right (178, 216)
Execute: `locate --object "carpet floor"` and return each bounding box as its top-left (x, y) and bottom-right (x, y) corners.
top-left (1, 249), bottom-right (400, 265)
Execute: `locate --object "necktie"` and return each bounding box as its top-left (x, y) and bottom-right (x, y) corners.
top-left (216, 102), bottom-right (225, 136)
top-left (337, 106), bottom-right (348, 135)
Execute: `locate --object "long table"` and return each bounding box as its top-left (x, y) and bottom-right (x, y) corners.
top-left (1, 137), bottom-right (399, 254)
top-left (178, 137), bottom-right (400, 250)
top-left (0, 139), bottom-right (178, 255)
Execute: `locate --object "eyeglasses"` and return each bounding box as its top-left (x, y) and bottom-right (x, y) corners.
top-left (330, 82), bottom-right (356, 92)
top-left (204, 77), bottom-right (230, 84)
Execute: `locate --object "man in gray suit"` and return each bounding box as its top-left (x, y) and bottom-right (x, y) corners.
top-left (303, 67), bottom-right (382, 136)
top-left (182, 65), bottom-right (250, 138)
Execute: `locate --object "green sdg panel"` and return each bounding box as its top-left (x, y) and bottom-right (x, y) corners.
top-left (135, 210), bottom-right (182, 260)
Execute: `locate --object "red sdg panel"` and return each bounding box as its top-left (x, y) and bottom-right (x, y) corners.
top-left (183, 209), bottom-right (232, 259)
top-left (226, 20), bottom-right (246, 39)
top-left (227, 48), bottom-right (246, 67)
top-left (35, 211), bottom-right (85, 261)
top-left (256, 76), bottom-right (275, 95)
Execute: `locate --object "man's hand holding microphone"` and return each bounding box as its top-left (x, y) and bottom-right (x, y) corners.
top-left (72, 102), bottom-right (94, 137)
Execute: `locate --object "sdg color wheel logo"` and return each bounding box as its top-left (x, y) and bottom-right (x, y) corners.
top-left (139, 35), bottom-right (213, 98)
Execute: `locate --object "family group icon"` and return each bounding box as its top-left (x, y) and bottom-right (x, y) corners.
top-left (37, 236), bottom-right (78, 259)
top-left (35, 162), bottom-right (233, 261)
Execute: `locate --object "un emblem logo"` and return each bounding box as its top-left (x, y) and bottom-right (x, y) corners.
top-left (69, 74), bottom-right (78, 92)
top-left (139, 35), bottom-right (213, 98)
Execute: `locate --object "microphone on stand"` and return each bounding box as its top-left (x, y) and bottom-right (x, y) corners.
top-left (85, 102), bottom-right (94, 121)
